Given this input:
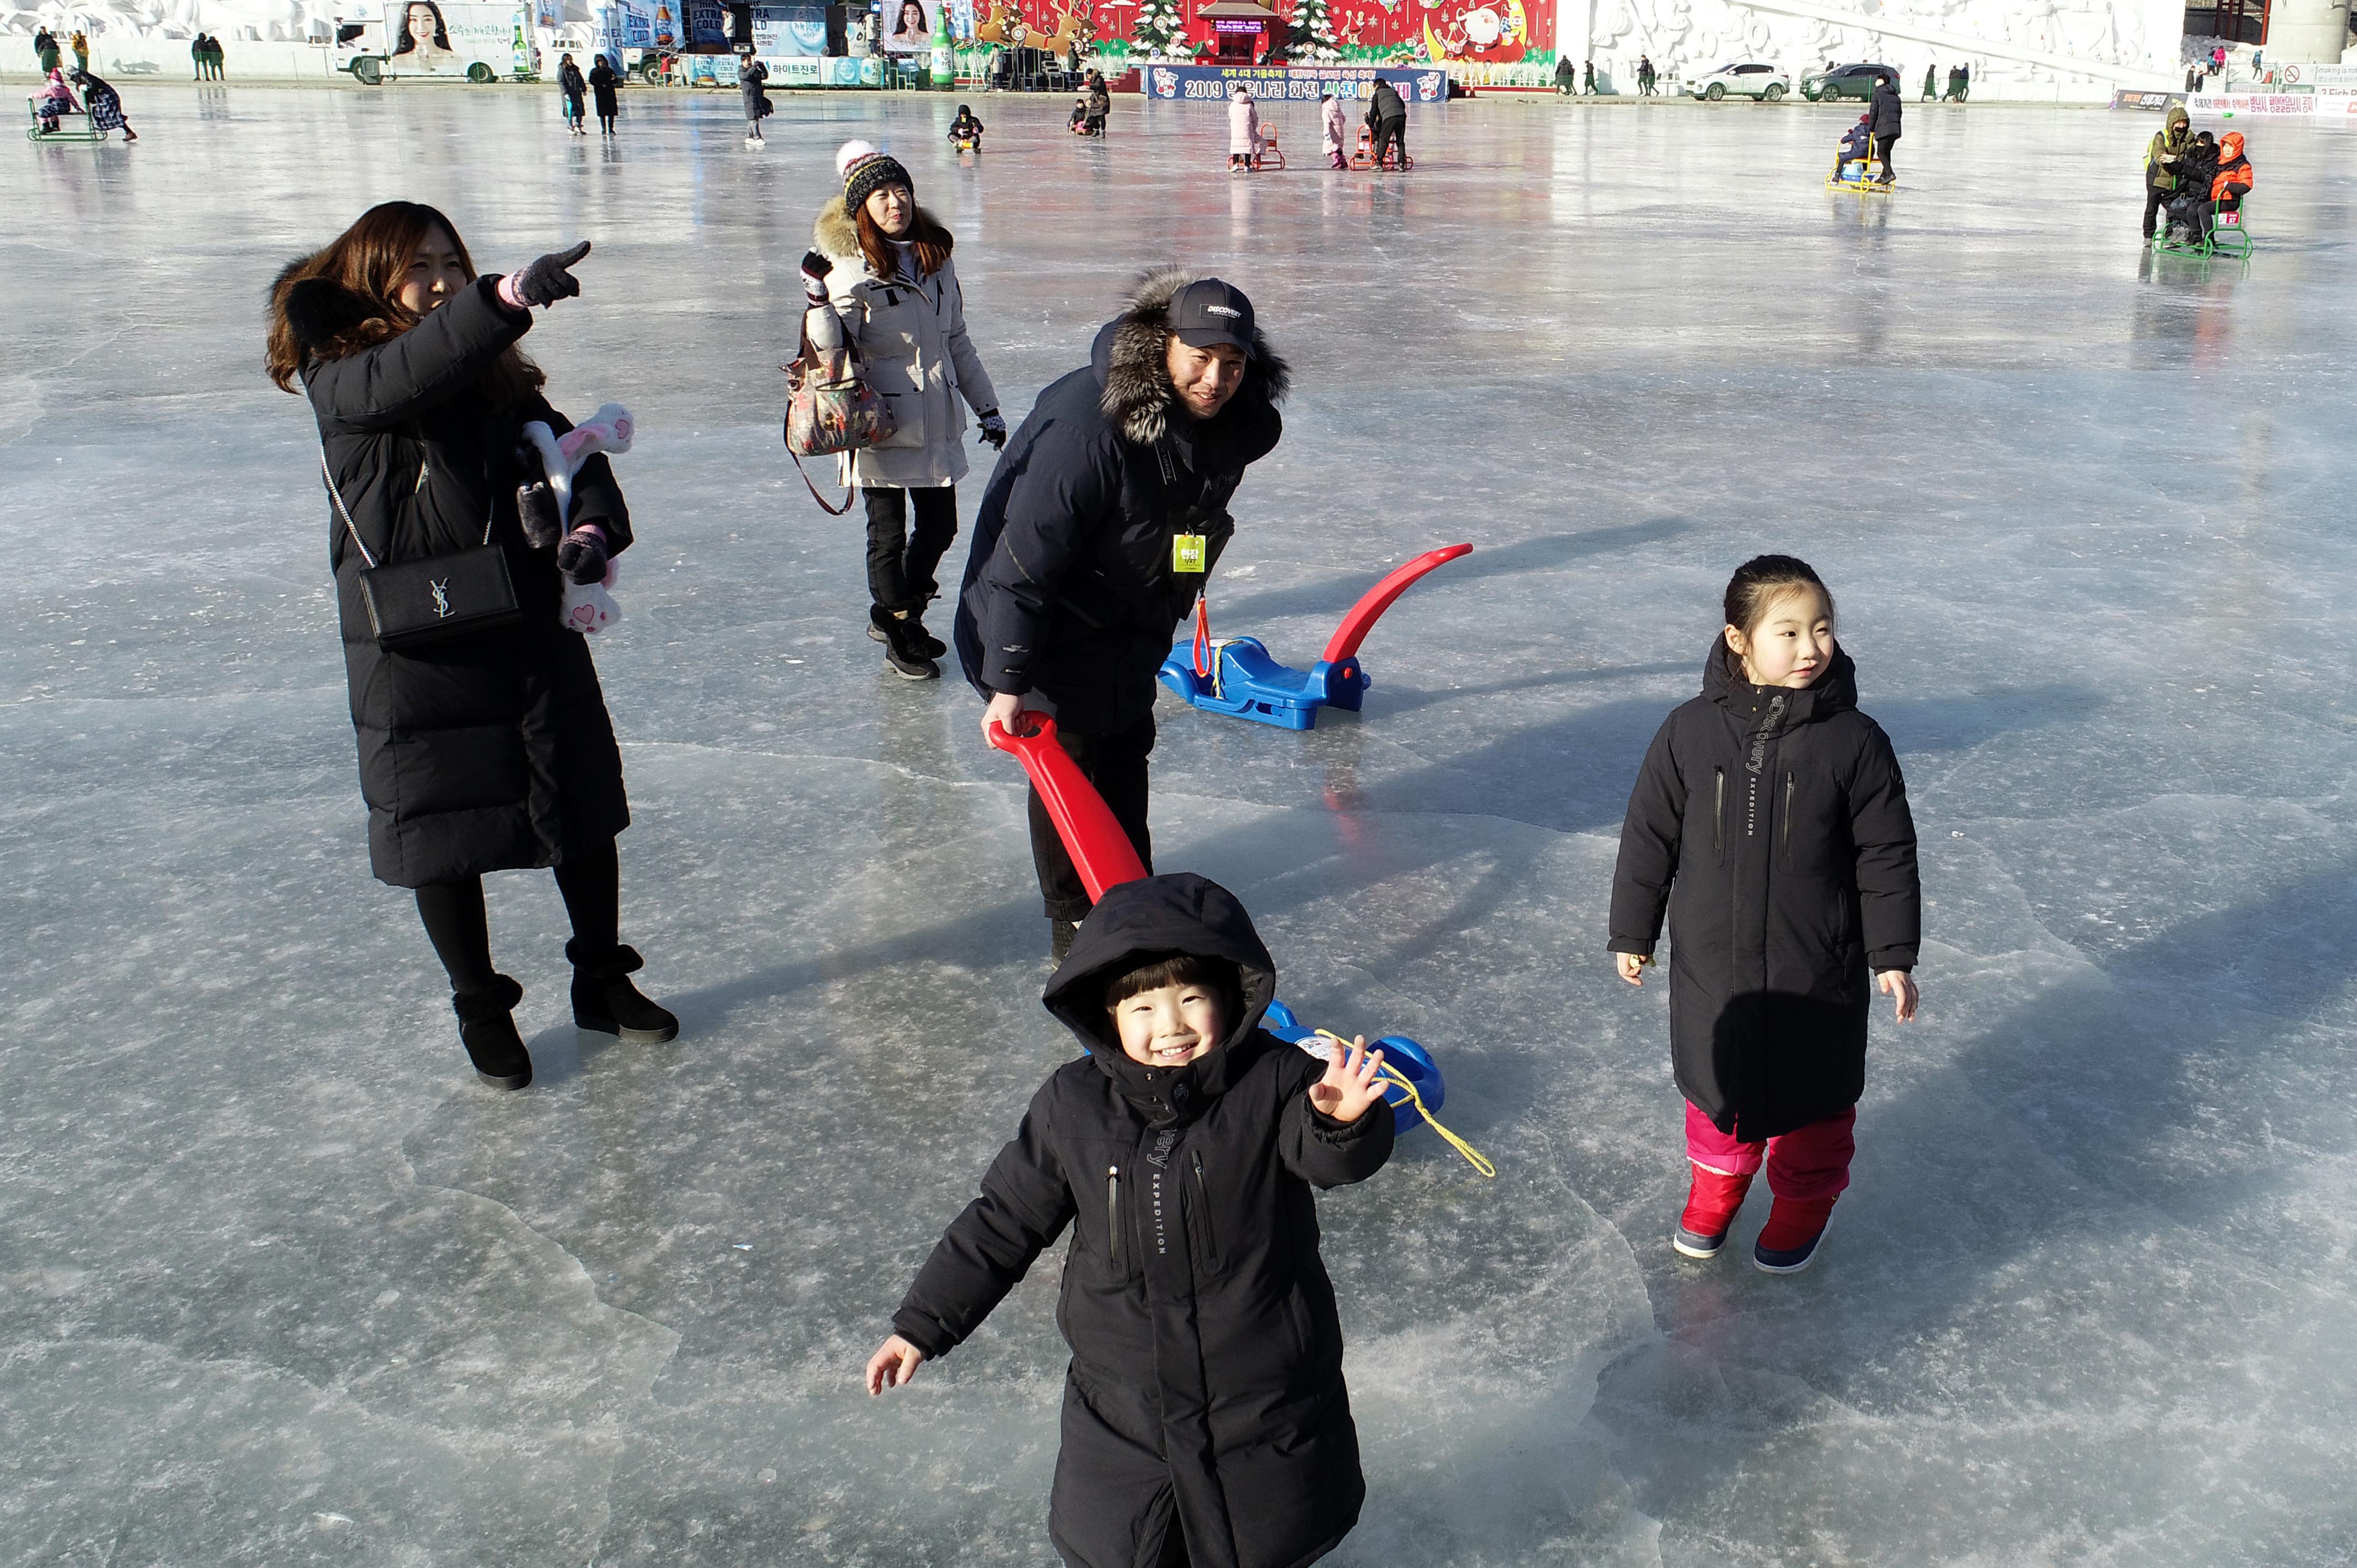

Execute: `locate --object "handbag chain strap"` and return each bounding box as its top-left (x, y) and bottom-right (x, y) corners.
top-left (321, 448), bottom-right (495, 570)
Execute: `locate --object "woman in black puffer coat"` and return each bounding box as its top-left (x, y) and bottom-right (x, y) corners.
top-left (1609, 556), bottom-right (1919, 1275)
top-left (267, 202), bottom-right (676, 1090)
top-left (867, 873), bottom-right (1393, 1568)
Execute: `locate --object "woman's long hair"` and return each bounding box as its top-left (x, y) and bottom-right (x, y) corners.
top-left (852, 198), bottom-right (953, 283)
top-left (266, 200), bottom-right (545, 410)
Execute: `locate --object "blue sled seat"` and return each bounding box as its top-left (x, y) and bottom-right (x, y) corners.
top-left (1157, 638), bottom-right (1370, 732)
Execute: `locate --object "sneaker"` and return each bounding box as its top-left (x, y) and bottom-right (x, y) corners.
top-left (1674, 1167), bottom-right (1753, 1259)
top-left (1752, 1196), bottom-right (1836, 1274)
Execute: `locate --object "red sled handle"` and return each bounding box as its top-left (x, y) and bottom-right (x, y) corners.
top-left (989, 715), bottom-right (1148, 904)
top-left (1320, 543), bottom-right (1474, 667)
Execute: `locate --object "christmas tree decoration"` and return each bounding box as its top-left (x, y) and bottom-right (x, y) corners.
top-left (1285, 0), bottom-right (1341, 63)
top-left (1130, 0), bottom-right (1198, 59)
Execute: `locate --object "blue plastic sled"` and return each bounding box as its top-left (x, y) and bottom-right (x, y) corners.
top-left (1159, 543), bottom-right (1472, 731)
top-left (1262, 999), bottom-right (1444, 1137)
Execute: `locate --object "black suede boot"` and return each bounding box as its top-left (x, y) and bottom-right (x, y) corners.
top-left (870, 605), bottom-right (940, 680)
top-left (452, 976), bottom-right (532, 1090)
top-left (904, 608), bottom-right (947, 661)
top-left (866, 600), bottom-right (944, 658)
top-left (1049, 918), bottom-right (1079, 966)
top-left (568, 941), bottom-right (680, 1044)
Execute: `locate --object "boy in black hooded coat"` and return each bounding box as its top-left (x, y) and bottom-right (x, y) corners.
top-left (865, 873), bottom-right (1393, 1568)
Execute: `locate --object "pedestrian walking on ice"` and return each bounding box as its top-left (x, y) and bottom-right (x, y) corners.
top-left (1366, 76), bottom-right (1408, 168)
top-left (558, 53), bottom-right (587, 133)
top-left (1608, 555), bottom-right (1921, 1275)
top-left (1867, 70), bottom-right (1903, 182)
top-left (69, 68), bottom-right (137, 140)
top-left (266, 202), bottom-right (679, 1092)
top-left (802, 140), bottom-right (1003, 679)
top-left (1228, 84), bottom-right (1260, 172)
top-left (1320, 89), bottom-right (1347, 168)
top-left (954, 270), bottom-right (1286, 961)
top-left (739, 53), bottom-right (771, 144)
top-left (589, 53), bottom-right (620, 133)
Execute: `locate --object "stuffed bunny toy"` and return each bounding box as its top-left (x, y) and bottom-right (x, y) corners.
top-left (518, 403), bottom-right (633, 635)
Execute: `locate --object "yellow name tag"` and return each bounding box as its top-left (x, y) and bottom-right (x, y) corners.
top-left (1173, 533), bottom-right (1207, 574)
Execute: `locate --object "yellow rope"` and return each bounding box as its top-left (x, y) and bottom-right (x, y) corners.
top-left (1315, 1029), bottom-right (1496, 1179)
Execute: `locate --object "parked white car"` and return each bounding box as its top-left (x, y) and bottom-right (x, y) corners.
top-left (1688, 61), bottom-right (1790, 100)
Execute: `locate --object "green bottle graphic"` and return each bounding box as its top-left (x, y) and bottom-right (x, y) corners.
top-left (930, 0), bottom-right (953, 87)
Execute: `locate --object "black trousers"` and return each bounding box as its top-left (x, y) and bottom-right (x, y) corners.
top-left (415, 837), bottom-right (621, 993)
top-left (2143, 184), bottom-right (2171, 237)
top-left (1875, 132), bottom-right (1898, 179)
top-left (864, 484), bottom-right (959, 613)
top-left (1372, 117), bottom-right (1406, 168)
top-left (1028, 715), bottom-right (1155, 922)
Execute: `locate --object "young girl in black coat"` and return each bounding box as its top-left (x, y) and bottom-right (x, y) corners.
top-left (267, 202), bottom-right (677, 1091)
top-left (1608, 556), bottom-right (1921, 1274)
top-left (864, 873), bottom-right (1392, 1568)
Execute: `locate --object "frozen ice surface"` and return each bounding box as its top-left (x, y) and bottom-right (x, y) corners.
top-left (6, 84), bottom-right (2357, 1566)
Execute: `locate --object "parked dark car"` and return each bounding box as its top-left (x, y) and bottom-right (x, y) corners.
top-left (1804, 62), bottom-right (1899, 102)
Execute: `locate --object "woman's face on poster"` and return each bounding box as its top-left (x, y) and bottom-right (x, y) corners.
top-left (898, 2), bottom-right (925, 33)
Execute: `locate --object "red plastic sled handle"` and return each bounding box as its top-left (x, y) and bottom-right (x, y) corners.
top-left (989, 715), bottom-right (1148, 904)
top-left (1320, 543), bottom-right (1474, 667)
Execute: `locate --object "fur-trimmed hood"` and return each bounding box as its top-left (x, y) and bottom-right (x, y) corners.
top-left (276, 266), bottom-right (389, 359)
top-left (812, 195), bottom-right (954, 271)
top-left (1091, 267), bottom-right (1289, 448)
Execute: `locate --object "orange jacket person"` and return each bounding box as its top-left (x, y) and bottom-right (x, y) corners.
top-left (2209, 131), bottom-right (2253, 203)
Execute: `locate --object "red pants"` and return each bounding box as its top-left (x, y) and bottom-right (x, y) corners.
top-left (1685, 1102), bottom-right (1855, 1203)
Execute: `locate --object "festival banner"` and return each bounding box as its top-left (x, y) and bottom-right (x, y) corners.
top-left (1144, 61), bottom-right (1444, 99)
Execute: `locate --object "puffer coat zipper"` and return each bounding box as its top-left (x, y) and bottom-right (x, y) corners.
top-left (1107, 1164), bottom-right (1123, 1273)
top-left (1191, 1150), bottom-right (1218, 1266)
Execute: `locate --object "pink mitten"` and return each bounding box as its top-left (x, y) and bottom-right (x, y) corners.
top-left (560, 560), bottom-right (621, 635)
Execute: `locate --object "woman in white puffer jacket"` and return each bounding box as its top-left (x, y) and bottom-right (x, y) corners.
top-left (801, 140), bottom-right (1004, 679)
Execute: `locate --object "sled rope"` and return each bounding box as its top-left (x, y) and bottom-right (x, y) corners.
top-left (1316, 1029), bottom-right (1496, 1179)
top-left (1190, 594), bottom-right (1237, 703)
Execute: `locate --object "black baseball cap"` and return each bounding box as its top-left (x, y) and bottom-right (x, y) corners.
top-left (1166, 278), bottom-right (1255, 355)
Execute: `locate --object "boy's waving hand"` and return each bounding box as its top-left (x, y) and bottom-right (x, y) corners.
top-left (1309, 1035), bottom-right (1387, 1124)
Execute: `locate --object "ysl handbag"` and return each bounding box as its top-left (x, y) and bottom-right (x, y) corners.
top-left (323, 453), bottom-right (521, 649)
top-left (781, 318), bottom-right (898, 515)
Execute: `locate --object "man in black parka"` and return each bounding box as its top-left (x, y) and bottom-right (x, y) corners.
top-left (1866, 72), bottom-right (1903, 182)
top-left (1366, 78), bottom-right (1408, 168)
top-left (868, 873), bottom-right (1392, 1568)
top-left (956, 272), bottom-right (1286, 959)
top-left (1608, 638), bottom-right (1919, 1143)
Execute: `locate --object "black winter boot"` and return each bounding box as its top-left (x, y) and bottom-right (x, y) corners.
top-left (867, 608), bottom-right (946, 660)
top-left (567, 941), bottom-right (680, 1044)
top-left (871, 605), bottom-right (940, 680)
top-left (1049, 918), bottom-right (1079, 966)
top-left (452, 976), bottom-right (532, 1090)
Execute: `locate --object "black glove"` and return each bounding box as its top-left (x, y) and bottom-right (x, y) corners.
top-left (557, 524), bottom-right (609, 585)
top-left (516, 481), bottom-right (563, 549)
top-left (977, 410), bottom-right (1007, 450)
top-left (511, 240), bottom-right (593, 308)
top-left (800, 249), bottom-right (833, 305)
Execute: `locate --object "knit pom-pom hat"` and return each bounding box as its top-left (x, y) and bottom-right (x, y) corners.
top-left (837, 138), bottom-right (913, 213)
